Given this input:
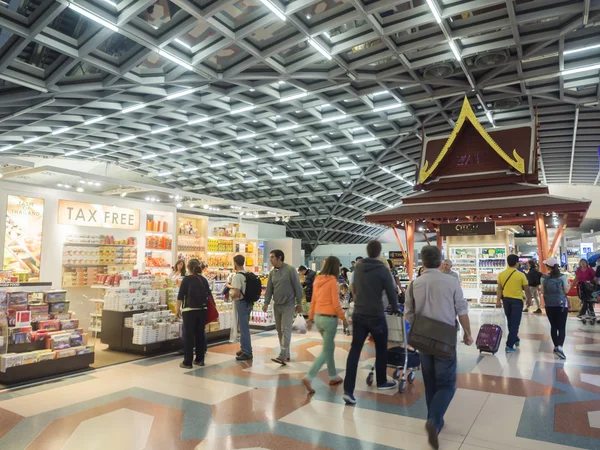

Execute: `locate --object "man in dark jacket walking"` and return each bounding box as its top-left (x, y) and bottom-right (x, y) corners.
top-left (343, 240), bottom-right (399, 405)
top-left (298, 266), bottom-right (316, 303)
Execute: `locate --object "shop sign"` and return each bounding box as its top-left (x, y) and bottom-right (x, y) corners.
top-left (581, 243), bottom-right (593, 258)
top-left (3, 195), bottom-right (45, 278)
top-left (440, 221), bottom-right (496, 237)
top-left (58, 200), bottom-right (140, 230)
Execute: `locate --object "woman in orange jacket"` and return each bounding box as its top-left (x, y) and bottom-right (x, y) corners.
top-left (302, 256), bottom-right (347, 394)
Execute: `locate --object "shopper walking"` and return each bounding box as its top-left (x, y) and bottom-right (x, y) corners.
top-left (441, 259), bottom-right (459, 280)
top-left (541, 258), bottom-right (569, 360)
top-left (231, 254), bottom-right (254, 361)
top-left (496, 254), bottom-right (532, 352)
top-left (298, 265), bottom-right (317, 302)
top-left (524, 259), bottom-right (542, 314)
top-left (302, 256), bottom-right (346, 393)
top-left (177, 259), bottom-right (212, 369)
top-left (405, 246), bottom-right (472, 449)
top-left (343, 241), bottom-right (399, 405)
top-left (349, 256), bottom-right (364, 297)
top-left (263, 250), bottom-right (303, 365)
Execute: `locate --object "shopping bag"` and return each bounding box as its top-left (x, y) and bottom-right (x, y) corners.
top-left (206, 296), bottom-right (219, 324)
top-left (292, 314), bottom-right (307, 334)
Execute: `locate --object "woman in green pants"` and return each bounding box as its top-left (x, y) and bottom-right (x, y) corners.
top-left (302, 256), bottom-right (347, 393)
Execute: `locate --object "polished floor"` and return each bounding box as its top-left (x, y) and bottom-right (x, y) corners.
top-left (1, 309), bottom-right (600, 450)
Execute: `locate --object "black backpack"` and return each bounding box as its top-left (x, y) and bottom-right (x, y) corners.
top-left (242, 272), bottom-right (262, 304)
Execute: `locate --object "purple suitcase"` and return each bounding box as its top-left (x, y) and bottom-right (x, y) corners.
top-left (476, 324), bottom-right (502, 354)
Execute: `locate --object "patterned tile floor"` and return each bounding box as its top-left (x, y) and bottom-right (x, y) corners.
top-left (1, 309), bottom-right (600, 449)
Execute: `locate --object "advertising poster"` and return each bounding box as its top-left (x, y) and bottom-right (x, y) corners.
top-left (3, 196), bottom-right (45, 280)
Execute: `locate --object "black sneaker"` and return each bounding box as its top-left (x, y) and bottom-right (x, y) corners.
top-left (180, 362), bottom-right (192, 369)
top-left (523, 308), bottom-right (529, 313)
top-left (193, 360), bottom-right (205, 367)
top-left (236, 350), bottom-right (244, 357)
top-left (425, 421), bottom-right (439, 449)
top-left (533, 309), bottom-right (542, 314)
top-left (236, 353), bottom-right (253, 361)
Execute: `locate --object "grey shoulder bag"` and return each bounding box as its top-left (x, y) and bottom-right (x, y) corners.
top-left (407, 281), bottom-right (457, 359)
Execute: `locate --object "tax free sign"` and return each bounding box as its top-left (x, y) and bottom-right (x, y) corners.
top-left (58, 200), bottom-right (140, 230)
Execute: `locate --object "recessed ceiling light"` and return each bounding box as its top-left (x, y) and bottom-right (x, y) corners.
top-left (76, 187), bottom-right (84, 193)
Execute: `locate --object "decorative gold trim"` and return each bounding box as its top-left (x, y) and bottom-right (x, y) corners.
top-left (419, 97), bottom-right (525, 184)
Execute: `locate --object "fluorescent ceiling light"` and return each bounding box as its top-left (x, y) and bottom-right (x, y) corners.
top-left (141, 153), bottom-right (156, 159)
top-left (68, 3), bottom-right (118, 32)
top-left (174, 39), bottom-right (191, 49)
top-left (90, 143), bottom-right (106, 149)
top-left (23, 136), bottom-right (40, 144)
top-left (309, 39), bottom-right (332, 60)
top-left (188, 116), bottom-right (209, 125)
top-left (119, 135), bottom-right (136, 142)
top-left (240, 156), bottom-right (258, 162)
top-left (449, 40), bottom-right (461, 61)
top-left (169, 147), bottom-right (186, 154)
top-left (202, 140), bottom-right (220, 147)
top-left (167, 88), bottom-right (194, 100)
top-left (217, 182), bottom-right (232, 187)
top-left (243, 178), bottom-right (259, 184)
top-left (151, 126), bottom-right (170, 134)
top-left (84, 116), bottom-right (105, 125)
top-left (259, 0), bottom-right (286, 21)
top-left (64, 150), bottom-right (80, 156)
top-left (321, 114), bottom-right (346, 123)
top-left (280, 92), bottom-right (307, 102)
top-left (353, 137), bottom-right (377, 144)
top-left (0, 145), bottom-right (13, 152)
top-left (373, 103), bottom-right (402, 112)
top-left (303, 169), bottom-right (320, 176)
top-left (277, 124), bottom-right (299, 132)
top-left (564, 43), bottom-right (600, 55)
top-left (311, 144), bottom-right (332, 151)
top-left (486, 111), bottom-right (495, 127)
top-left (159, 50), bottom-right (195, 71)
top-left (211, 161), bottom-right (227, 167)
top-left (232, 105), bottom-right (255, 114)
top-left (272, 174), bottom-right (289, 180)
top-left (337, 165), bottom-right (359, 171)
top-left (52, 127), bottom-right (71, 135)
top-left (183, 167), bottom-right (198, 172)
top-left (373, 91), bottom-right (389, 97)
top-left (274, 151), bottom-right (292, 157)
top-left (237, 133), bottom-right (255, 140)
top-left (158, 171), bottom-right (172, 176)
top-left (561, 63), bottom-right (600, 76)
top-left (425, 0), bottom-right (442, 24)
top-left (121, 103), bottom-right (146, 114)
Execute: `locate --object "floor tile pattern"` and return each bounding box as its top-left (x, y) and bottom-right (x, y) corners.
top-left (0, 310), bottom-right (599, 449)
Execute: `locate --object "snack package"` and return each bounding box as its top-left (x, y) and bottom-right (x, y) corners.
top-left (1, 354), bottom-right (23, 372)
top-left (60, 319), bottom-right (79, 330)
top-left (21, 352), bottom-right (38, 365)
top-left (69, 333), bottom-right (83, 347)
top-left (7, 292), bottom-right (28, 305)
top-left (38, 320), bottom-right (60, 332)
top-left (55, 348), bottom-right (76, 359)
top-left (38, 351), bottom-right (56, 362)
top-left (50, 334), bottom-right (71, 350)
top-left (43, 290), bottom-right (67, 302)
top-left (16, 310), bottom-right (31, 327)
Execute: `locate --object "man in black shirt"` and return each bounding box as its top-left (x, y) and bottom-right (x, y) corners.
top-left (298, 265), bottom-right (316, 303)
top-left (524, 259), bottom-right (542, 314)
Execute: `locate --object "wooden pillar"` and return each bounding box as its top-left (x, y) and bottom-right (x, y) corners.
top-left (535, 212), bottom-right (549, 274)
top-left (548, 214), bottom-right (568, 258)
top-left (406, 220), bottom-right (415, 280)
top-left (391, 227), bottom-right (406, 256)
top-left (422, 232), bottom-right (431, 245)
top-left (436, 231), bottom-right (443, 250)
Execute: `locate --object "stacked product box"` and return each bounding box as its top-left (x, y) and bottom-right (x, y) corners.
top-left (131, 311), bottom-right (181, 345)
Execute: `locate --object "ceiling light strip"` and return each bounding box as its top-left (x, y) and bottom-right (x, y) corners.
top-left (259, 0), bottom-right (286, 21)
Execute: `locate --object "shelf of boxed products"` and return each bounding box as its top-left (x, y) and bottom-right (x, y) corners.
top-left (477, 274), bottom-right (499, 307)
top-left (0, 289), bottom-right (94, 384)
top-left (249, 299), bottom-right (276, 330)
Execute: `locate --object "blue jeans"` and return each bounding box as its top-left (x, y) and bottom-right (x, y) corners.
top-left (502, 297), bottom-right (524, 348)
top-left (344, 313), bottom-right (388, 395)
top-left (237, 300), bottom-right (253, 355)
top-left (420, 351), bottom-right (457, 432)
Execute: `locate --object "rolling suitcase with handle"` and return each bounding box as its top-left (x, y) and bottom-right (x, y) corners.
top-left (476, 307), bottom-right (503, 355)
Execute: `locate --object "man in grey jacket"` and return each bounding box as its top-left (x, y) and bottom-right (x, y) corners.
top-left (405, 246), bottom-right (473, 449)
top-left (343, 240), bottom-right (399, 405)
top-left (263, 249), bottom-right (303, 366)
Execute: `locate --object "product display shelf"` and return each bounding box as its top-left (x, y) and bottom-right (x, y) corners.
top-left (0, 353), bottom-right (94, 384)
top-left (450, 247), bottom-right (507, 301)
top-left (0, 282), bottom-right (52, 288)
top-left (63, 243), bottom-right (137, 248)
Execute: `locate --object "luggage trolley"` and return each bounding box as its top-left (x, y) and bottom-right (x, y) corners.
top-left (366, 311), bottom-right (420, 393)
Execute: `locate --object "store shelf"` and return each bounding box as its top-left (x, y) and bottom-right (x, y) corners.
top-left (146, 266), bottom-right (171, 269)
top-left (0, 353), bottom-right (94, 384)
top-left (90, 299), bottom-right (104, 302)
top-left (249, 322), bottom-right (276, 331)
top-left (0, 281), bottom-right (52, 288)
top-left (64, 243), bottom-right (137, 248)
top-left (90, 313), bottom-right (102, 317)
top-left (63, 264), bottom-right (135, 268)
top-left (145, 248), bottom-right (172, 251)
top-left (145, 231), bottom-right (171, 235)
top-left (89, 327), bottom-right (102, 332)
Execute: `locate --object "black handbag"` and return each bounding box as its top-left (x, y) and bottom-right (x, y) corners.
top-left (407, 282), bottom-right (457, 359)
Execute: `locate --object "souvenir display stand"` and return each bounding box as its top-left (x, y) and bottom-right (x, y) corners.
top-left (0, 283), bottom-right (94, 384)
top-left (365, 97), bottom-right (591, 289)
